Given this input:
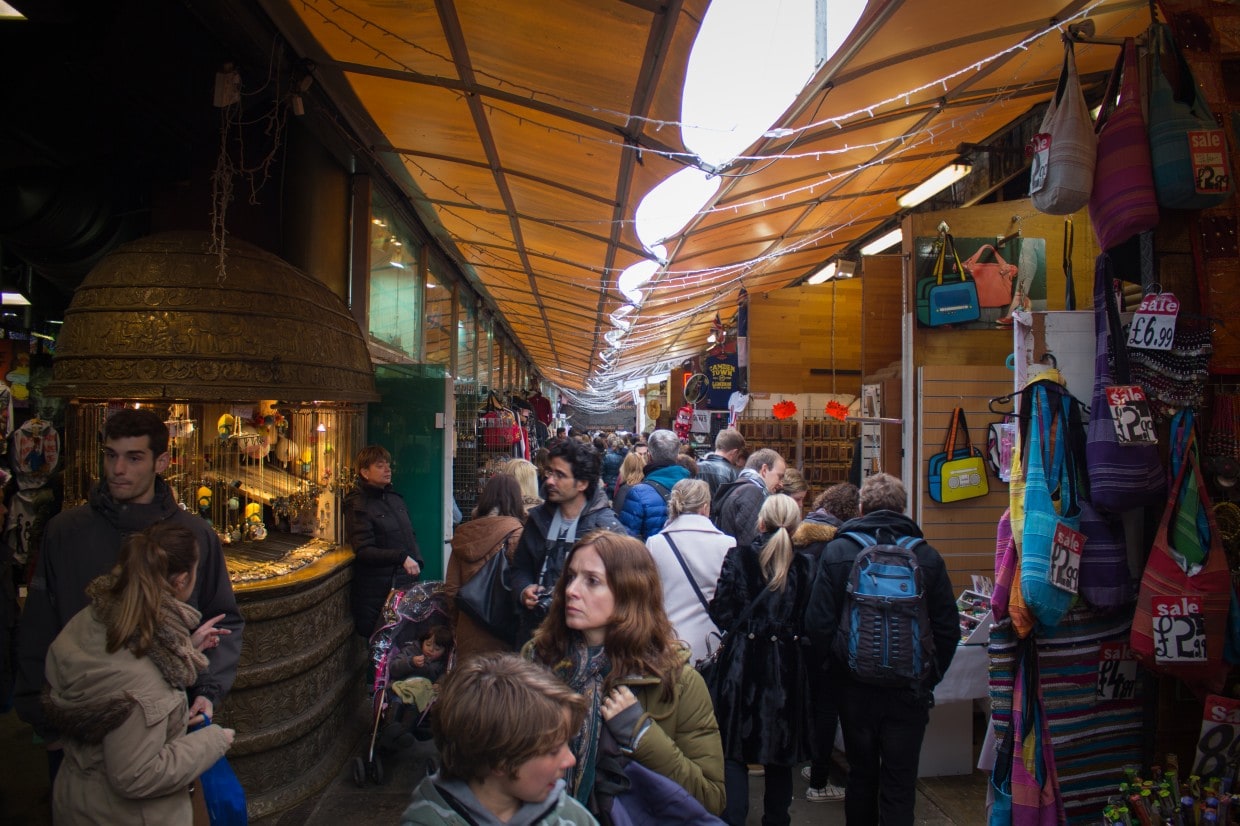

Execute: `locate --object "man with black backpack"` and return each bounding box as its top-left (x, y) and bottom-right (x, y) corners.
top-left (617, 429), bottom-right (689, 540)
top-left (804, 473), bottom-right (958, 826)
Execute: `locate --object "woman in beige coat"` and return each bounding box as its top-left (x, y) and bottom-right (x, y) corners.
top-left (43, 522), bottom-right (234, 825)
top-left (443, 473), bottom-right (525, 660)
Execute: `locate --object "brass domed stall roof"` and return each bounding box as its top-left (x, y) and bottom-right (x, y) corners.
top-left (45, 231), bottom-right (379, 403)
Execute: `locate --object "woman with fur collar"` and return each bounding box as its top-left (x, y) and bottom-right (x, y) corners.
top-left (43, 522), bottom-right (234, 825)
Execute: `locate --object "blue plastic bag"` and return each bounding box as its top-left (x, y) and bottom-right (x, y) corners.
top-left (190, 715), bottom-right (248, 826)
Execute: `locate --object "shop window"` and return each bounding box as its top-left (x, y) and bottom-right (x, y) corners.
top-left (424, 266), bottom-right (453, 368)
top-left (368, 209), bottom-right (421, 358)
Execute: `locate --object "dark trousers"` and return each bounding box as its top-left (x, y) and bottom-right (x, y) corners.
top-left (808, 669), bottom-right (841, 788)
top-left (837, 681), bottom-right (931, 826)
top-left (722, 759), bottom-right (793, 826)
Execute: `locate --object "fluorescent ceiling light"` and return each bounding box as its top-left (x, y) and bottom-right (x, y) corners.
top-left (806, 262), bottom-right (837, 285)
top-left (1, 292), bottom-right (30, 306)
top-left (387, 259), bottom-right (404, 269)
top-left (897, 163), bottom-right (971, 209)
top-left (617, 259), bottom-right (659, 304)
top-left (860, 228), bottom-right (903, 256)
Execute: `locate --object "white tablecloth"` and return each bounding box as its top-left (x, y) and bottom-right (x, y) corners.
top-left (933, 644), bottom-right (989, 704)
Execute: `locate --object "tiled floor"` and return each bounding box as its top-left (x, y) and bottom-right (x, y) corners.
top-left (0, 704), bottom-right (989, 825)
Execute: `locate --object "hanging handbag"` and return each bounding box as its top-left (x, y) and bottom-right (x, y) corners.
top-left (695, 584), bottom-right (772, 705)
top-left (1077, 500), bottom-right (1133, 612)
top-left (1130, 432), bottom-right (1231, 693)
top-left (964, 245), bottom-right (1019, 308)
top-left (1029, 37), bottom-right (1096, 215)
top-left (1088, 39), bottom-right (1160, 251)
top-left (1008, 640), bottom-right (1068, 826)
top-left (992, 509), bottom-right (1017, 622)
top-left (455, 530), bottom-right (520, 646)
top-left (916, 234), bottom-right (981, 327)
top-left (929, 408), bottom-right (990, 503)
top-left (1085, 254), bottom-right (1166, 513)
top-left (1148, 22), bottom-right (1233, 210)
top-left (1020, 385), bottom-right (1082, 629)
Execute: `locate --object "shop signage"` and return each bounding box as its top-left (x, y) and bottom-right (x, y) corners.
top-left (1096, 642), bottom-right (1137, 701)
top-left (1151, 595), bottom-right (1207, 662)
top-left (1049, 522), bottom-right (1084, 594)
top-left (1193, 694), bottom-right (1240, 778)
top-left (1105, 384), bottom-right (1157, 444)
top-left (1188, 129), bottom-right (1230, 195)
top-left (705, 352), bottom-right (738, 410)
top-left (1126, 291), bottom-right (1179, 352)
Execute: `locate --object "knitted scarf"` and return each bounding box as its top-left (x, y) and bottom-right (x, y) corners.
top-left (552, 639), bottom-right (611, 806)
top-left (86, 575), bottom-right (208, 689)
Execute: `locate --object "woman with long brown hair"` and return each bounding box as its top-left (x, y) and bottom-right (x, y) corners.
top-left (43, 522), bottom-right (234, 824)
top-left (525, 530), bottom-right (725, 818)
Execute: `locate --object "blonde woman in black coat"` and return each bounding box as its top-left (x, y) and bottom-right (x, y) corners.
top-left (708, 493), bottom-right (812, 826)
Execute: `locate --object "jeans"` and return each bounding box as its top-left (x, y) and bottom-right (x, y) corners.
top-left (722, 759), bottom-right (794, 826)
top-left (838, 681), bottom-right (931, 826)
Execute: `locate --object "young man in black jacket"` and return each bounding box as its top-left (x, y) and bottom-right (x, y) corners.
top-left (804, 473), bottom-right (958, 826)
top-left (697, 427), bottom-right (746, 500)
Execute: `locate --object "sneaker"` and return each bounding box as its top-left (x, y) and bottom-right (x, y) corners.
top-left (748, 764), bottom-right (765, 776)
top-left (801, 765), bottom-right (813, 783)
top-left (806, 782), bottom-right (847, 803)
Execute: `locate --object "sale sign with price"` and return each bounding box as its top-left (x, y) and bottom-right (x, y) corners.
top-left (1152, 595), bottom-right (1207, 662)
top-left (1105, 384), bottom-right (1157, 445)
top-left (1193, 695), bottom-right (1240, 779)
top-left (1097, 642), bottom-right (1138, 701)
top-left (1127, 291), bottom-right (1179, 352)
top-left (1049, 522), bottom-right (1084, 594)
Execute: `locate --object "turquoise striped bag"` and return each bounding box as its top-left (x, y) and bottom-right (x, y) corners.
top-left (1148, 23), bottom-right (1232, 210)
top-left (1020, 385), bottom-right (1081, 629)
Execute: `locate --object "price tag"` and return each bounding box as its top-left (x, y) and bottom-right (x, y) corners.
top-left (1193, 695), bottom-right (1240, 779)
top-left (1096, 642), bottom-right (1138, 701)
top-left (1049, 522), bottom-right (1084, 594)
top-left (1151, 596), bottom-right (1207, 662)
top-left (1105, 385), bottom-right (1157, 445)
top-left (1126, 291), bottom-right (1179, 351)
top-left (1029, 134), bottom-right (1051, 194)
top-left (1188, 130), bottom-right (1231, 195)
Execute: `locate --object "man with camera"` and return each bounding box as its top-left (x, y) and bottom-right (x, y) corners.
top-left (510, 439), bottom-right (629, 645)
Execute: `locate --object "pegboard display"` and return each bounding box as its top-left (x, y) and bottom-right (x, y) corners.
top-left (735, 416), bottom-right (858, 488)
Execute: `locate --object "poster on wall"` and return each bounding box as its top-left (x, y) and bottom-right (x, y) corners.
top-left (914, 236), bottom-right (1047, 330)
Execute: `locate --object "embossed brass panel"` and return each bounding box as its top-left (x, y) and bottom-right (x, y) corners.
top-left (45, 231), bottom-right (378, 403)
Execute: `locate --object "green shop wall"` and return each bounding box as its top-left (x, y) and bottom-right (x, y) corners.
top-left (367, 365), bottom-right (450, 577)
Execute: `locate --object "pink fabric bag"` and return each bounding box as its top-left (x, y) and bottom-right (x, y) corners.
top-left (1010, 643), bottom-right (1067, 826)
top-left (1088, 38), bottom-right (1159, 251)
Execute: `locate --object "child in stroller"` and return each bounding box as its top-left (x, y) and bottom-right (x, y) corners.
top-left (356, 580), bottom-right (454, 785)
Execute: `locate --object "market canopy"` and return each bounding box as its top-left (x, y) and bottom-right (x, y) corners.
top-left (261, 0), bottom-right (1152, 394)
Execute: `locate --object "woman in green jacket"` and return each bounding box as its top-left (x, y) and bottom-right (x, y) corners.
top-left (525, 530), bottom-right (726, 818)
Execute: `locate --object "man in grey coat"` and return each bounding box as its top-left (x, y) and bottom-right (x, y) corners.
top-left (710, 447), bottom-right (786, 551)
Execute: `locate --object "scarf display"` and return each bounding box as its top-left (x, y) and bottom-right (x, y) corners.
top-left (86, 575), bottom-right (207, 689)
top-left (552, 639), bottom-right (611, 805)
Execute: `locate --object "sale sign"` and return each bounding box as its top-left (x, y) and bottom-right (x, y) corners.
top-left (1105, 384), bottom-right (1157, 445)
top-left (1188, 130), bottom-right (1231, 196)
top-left (1193, 695), bottom-right (1240, 779)
top-left (1097, 642), bottom-right (1138, 701)
top-left (1049, 522), bottom-right (1084, 594)
top-left (1151, 595), bottom-right (1207, 662)
top-left (1127, 291), bottom-right (1179, 352)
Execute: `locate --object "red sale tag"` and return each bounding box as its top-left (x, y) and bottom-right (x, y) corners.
top-left (1050, 522), bottom-right (1084, 594)
top-left (1106, 384), bottom-right (1157, 445)
top-left (1151, 595), bottom-right (1207, 662)
top-left (1127, 291), bottom-right (1179, 352)
top-left (1188, 130), bottom-right (1231, 195)
top-left (1029, 134), bottom-right (1051, 194)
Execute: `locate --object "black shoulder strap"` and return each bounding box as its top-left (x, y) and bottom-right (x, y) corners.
top-left (645, 479), bottom-right (671, 503)
top-left (664, 534), bottom-right (711, 614)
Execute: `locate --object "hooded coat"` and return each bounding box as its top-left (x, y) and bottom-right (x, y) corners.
top-left (401, 773), bottom-right (596, 825)
top-left (443, 514), bottom-right (524, 659)
top-left (707, 531), bottom-right (812, 766)
top-left (790, 510), bottom-right (841, 560)
top-left (14, 477), bottom-right (242, 740)
top-left (345, 480), bottom-right (422, 637)
top-left (43, 587), bottom-right (232, 825)
top-left (618, 463), bottom-right (691, 540)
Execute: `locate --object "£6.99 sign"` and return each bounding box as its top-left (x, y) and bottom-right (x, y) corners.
top-left (1126, 291), bottom-right (1179, 352)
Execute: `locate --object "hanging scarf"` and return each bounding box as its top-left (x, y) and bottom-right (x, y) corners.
top-left (86, 575), bottom-right (207, 689)
top-left (551, 639), bottom-right (611, 805)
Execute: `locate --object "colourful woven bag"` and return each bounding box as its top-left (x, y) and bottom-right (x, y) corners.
top-left (1030, 38), bottom-right (1096, 215)
top-left (1088, 39), bottom-right (1159, 251)
top-left (1130, 434), bottom-right (1231, 694)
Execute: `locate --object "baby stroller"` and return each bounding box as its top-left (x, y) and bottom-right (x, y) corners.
top-left (354, 579), bottom-right (454, 786)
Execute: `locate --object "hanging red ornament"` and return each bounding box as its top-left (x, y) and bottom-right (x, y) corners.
top-left (772, 400), bottom-right (797, 420)
top-left (825, 401), bottom-right (849, 421)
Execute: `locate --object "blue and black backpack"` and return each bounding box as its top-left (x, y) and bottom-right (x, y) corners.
top-left (834, 531), bottom-right (937, 688)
